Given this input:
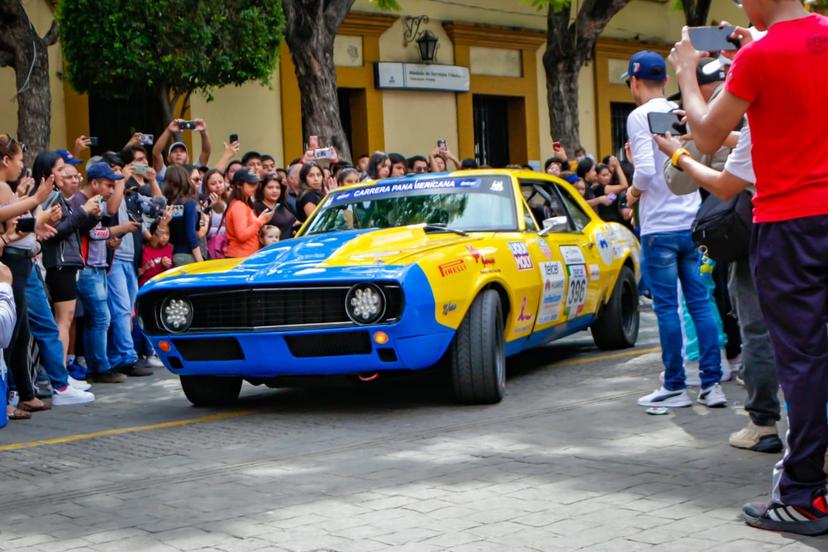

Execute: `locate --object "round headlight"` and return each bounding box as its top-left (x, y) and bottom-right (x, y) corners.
top-left (160, 296), bottom-right (193, 333)
top-left (345, 284), bottom-right (386, 325)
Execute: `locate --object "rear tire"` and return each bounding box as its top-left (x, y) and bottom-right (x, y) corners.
top-left (591, 266), bottom-right (639, 350)
top-left (450, 289), bottom-right (506, 404)
top-left (180, 376), bottom-right (242, 407)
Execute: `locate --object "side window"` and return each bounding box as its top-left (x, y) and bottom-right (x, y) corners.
top-left (555, 184), bottom-right (592, 232)
top-left (520, 180), bottom-right (575, 233)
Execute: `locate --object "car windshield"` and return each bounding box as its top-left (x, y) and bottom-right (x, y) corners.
top-left (304, 175), bottom-right (517, 235)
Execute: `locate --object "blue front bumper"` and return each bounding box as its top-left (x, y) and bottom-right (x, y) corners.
top-left (142, 265), bottom-right (456, 378)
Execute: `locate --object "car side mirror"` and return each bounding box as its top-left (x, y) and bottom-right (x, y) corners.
top-left (538, 216), bottom-right (569, 237)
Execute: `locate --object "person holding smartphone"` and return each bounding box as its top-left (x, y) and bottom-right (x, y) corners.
top-left (622, 50), bottom-right (725, 411)
top-left (224, 168), bottom-right (271, 258)
top-left (254, 174), bottom-right (297, 241)
top-left (163, 165), bottom-right (203, 267)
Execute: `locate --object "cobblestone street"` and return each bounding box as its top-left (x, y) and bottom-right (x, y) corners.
top-left (0, 310), bottom-right (821, 551)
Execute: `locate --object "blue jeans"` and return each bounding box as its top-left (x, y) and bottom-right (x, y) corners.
top-left (641, 230), bottom-right (721, 390)
top-left (107, 259), bottom-right (138, 368)
top-left (25, 269), bottom-right (69, 390)
top-left (76, 268), bottom-right (112, 374)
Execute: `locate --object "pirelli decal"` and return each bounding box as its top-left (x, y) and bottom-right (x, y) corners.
top-left (439, 259), bottom-right (467, 277)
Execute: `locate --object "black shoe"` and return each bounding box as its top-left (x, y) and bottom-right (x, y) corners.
top-left (743, 490), bottom-right (828, 536)
top-left (115, 363), bottom-right (153, 377)
top-left (87, 370), bottom-right (128, 384)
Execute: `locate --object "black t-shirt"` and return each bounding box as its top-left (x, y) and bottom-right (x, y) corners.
top-left (589, 183), bottom-right (624, 224)
top-left (254, 202), bottom-right (298, 240)
top-left (296, 189), bottom-right (324, 222)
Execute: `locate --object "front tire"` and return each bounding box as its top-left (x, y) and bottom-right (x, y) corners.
top-left (450, 289), bottom-right (506, 404)
top-left (180, 376), bottom-right (242, 407)
top-left (591, 266), bottom-right (639, 350)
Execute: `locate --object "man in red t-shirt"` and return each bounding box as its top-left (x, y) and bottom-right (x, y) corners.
top-left (668, 1), bottom-right (828, 537)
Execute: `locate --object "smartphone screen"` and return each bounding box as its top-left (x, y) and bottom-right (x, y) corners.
top-left (688, 26), bottom-right (737, 52)
top-left (647, 112), bottom-right (687, 136)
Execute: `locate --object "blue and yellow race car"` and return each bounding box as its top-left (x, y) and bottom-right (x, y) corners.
top-left (137, 170), bottom-right (640, 406)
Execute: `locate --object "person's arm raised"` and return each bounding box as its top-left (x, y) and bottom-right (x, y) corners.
top-left (669, 27), bottom-right (749, 154)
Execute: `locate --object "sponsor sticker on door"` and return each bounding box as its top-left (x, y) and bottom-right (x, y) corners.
top-left (560, 245), bottom-right (585, 265)
top-left (538, 261), bottom-right (565, 324)
top-left (508, 242), bottom-right (534, 270)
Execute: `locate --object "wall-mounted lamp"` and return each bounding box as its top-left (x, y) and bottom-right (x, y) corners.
top-left (403, 15), bottom-right (439, 64)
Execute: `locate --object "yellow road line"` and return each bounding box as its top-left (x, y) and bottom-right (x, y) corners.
top-left (552, 345), bottom-right (661, 368)
top-left (0, 346), bottom-right (661, 453)
top-left (0, 410), bottom-right (255, 453)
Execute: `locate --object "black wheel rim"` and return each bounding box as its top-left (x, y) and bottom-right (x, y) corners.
top-left (620, 278), bottom-right (638, 338)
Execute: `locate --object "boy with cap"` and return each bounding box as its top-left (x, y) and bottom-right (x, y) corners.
top-left (669, 0), bottom-right (828, 536)
top-left (623, 50), bottom-right (725, 410)
top-left (151, 118), bottom-right (212, 180)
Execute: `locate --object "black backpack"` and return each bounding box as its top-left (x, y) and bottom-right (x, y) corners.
top-left (691, 190), bottom-right (753, 262)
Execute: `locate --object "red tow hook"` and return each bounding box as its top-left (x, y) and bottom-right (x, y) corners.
top-left (358, 373), bottom-right (380, 382)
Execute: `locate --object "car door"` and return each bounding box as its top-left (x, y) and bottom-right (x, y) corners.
top-left (519, 179), bottom-right (603, 327)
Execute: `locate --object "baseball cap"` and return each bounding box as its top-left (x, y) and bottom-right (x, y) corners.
top-left (668, 57), bottom-right (727, 101)
top-left (87, 162), bottom-right (124, 182)
top-left (563, 173), bottom-right (581, 184)
top-left (56, 148), bottom-right (82, 165)
top-left (621, 50), bottom-right (667, 82)
top-left (86, 155), bottom-right (103, 172)
top-left (231, 168), bottom-right (260, 186)
top-left (168, 142), bottom-right (188, 156)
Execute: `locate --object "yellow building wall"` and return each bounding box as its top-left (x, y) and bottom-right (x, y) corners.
top-left (0, 0), bottom-right (66, 149)
top-left (378, 17), bottom-right (459, 158)
top-left (189, 68), bottom-right (283, 167)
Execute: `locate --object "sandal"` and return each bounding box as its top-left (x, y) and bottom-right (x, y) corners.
top-left (18, 398), bottom-right (51, 412)
top-left (6, 406), bottom-right (31, 420)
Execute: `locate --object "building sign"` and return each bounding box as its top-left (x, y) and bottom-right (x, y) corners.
top-left (374, 62), bottom-right (470, 92)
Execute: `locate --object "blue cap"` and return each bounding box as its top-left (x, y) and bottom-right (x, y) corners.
top-left (564, 173), bottom-right (581, 184)
top-left (86, 162), bottom-right (124, 181)
top-left (56, 148), bottom-right (82, 165)
top-left (621, 50), bottom-right (667, 82)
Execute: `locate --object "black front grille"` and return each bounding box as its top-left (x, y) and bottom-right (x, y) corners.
top-left (189, 287), bottom-right (349, 330)
top-left (140, 284), bottom-right (403, 334)
top-left (173, 337), bottom-right (244, 361)
top-left (285, 331), bottom-right (372, 357)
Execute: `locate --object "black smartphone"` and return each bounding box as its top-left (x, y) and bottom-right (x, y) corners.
top-left (229, 133), bottom-right (239, 143)
top-left (688, 26), bottom-right (738, 52)
top-left (179, 120), bottom-right (197, 131)
top-left (17, 217), bottom-right (35, 233)
top-left (648, 111), bottom-right (687, 136)
top-left (89, 136), bottom-right (99, 147)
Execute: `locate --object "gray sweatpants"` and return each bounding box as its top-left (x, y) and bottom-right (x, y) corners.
top-left (728, 260), bottom-right (780, 427)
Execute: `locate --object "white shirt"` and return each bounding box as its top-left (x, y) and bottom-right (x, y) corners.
top-left (0, 282), bottom-right (16, 385)
top-left (724, 123), bottom-right (756, 186)
top-left (628, 97), bottom-right (701, 236)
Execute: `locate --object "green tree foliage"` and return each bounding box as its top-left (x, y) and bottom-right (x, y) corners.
top-left (56, 0), bottom-right (285, 121)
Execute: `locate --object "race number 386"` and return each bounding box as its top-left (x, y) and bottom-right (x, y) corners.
top-left (565, 264), bottom-right (588, 313)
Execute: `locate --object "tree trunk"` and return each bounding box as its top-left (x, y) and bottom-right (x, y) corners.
top-left (681, 0), bottom-right (713, 27)
top-left (541, 0), bottom-right (631, 157)
top-left (0, 2), bottom-right (59, 165)
top-left (282, 0), bottom-right (354, 162)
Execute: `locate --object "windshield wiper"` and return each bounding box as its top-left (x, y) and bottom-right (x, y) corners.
top-left (422, 224), bottom-right (468, 237)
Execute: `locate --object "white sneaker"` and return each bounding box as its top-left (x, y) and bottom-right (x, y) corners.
top-left (638, 386), bottom-right (692, 408)
top-left (697, 383), bottom-right (727, 407)
top-left (68, 376), bottom-right (92, 392)
top-left (52, 385), bottom-right (95, 406)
